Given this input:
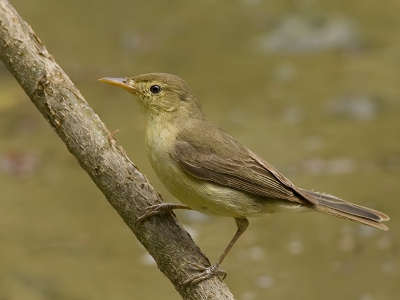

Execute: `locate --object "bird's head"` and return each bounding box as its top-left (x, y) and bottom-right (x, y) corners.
top-left (99, 73), bottom-right (202, 122)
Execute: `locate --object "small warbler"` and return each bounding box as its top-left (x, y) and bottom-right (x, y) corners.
top-left (100, 73), bottom-right (389, 285)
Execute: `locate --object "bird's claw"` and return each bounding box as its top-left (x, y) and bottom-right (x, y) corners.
top-left (107, 129), bottom-right (119, 144)
top-left (136, 203), bottom-right (192, 224)
top-left (181, 263), bottom-right (227, 286)
top-left (135, 203), bottom-right (174, 224)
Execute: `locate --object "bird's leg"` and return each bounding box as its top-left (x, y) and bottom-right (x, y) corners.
top-left (181, 217), bottom-right (249, 286)
top-left (136, 203), bottom-right (192, 224)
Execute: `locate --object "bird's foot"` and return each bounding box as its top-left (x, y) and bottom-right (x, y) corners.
top-left (136, 203), bottom-right (190, 224)
top-left (107, 129), bottom-right (119, 145)
top-left (181, 263), bottom-right (226, 286)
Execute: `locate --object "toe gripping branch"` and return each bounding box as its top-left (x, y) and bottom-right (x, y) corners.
top-left (135, 203), bottom-right (192, 224)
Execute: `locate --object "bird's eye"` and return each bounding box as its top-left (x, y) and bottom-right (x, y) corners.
top-left (150, 85), bottom-right (162, 94)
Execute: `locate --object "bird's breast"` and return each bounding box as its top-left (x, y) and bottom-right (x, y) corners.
top-left (144, 120), bottom-right (180, 183)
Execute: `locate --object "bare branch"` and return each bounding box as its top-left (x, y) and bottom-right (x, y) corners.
top-left (0, 0), bottom-right (234, 299)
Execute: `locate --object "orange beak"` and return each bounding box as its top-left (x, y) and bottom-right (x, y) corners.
top-left (99, 77), bottom-right (139, 93)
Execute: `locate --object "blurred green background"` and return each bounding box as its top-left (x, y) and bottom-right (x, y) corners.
top-left (1, 0), bottom-right (399, 299)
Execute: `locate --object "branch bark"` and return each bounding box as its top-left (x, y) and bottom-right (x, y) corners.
top-left (0, 1), bottom-right (234, 299)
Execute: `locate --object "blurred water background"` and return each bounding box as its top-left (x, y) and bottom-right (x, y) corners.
top-left (1, 0), bottom-right (399, 299)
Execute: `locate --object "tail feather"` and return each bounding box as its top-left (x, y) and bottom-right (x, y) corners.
top-left (300, 189), bottom-right (389, 230)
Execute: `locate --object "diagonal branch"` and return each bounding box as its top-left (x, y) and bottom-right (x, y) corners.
top-left (0, 0), bottom-right (234, 299)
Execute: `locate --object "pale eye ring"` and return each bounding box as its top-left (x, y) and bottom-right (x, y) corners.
top-left (150, 85), bottom-right (162, 94)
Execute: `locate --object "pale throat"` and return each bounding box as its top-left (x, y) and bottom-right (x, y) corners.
top-left (144, 112), bottom-right (178, 154)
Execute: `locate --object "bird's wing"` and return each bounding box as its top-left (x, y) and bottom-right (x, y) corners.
top-left (248, 151), bottom-right (318, 204)
top-left (174, 132), bottom-right (317, 205)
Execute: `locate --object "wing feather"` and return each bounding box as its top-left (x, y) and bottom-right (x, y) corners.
top-left (175, 139), bottom-right (306, 202)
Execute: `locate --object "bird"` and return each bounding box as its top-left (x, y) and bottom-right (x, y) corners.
top-left (99, 73), bottom-right (389, 285)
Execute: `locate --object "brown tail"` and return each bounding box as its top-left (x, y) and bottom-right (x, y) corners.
top-left (300, 189), bottom-right (390, 230)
